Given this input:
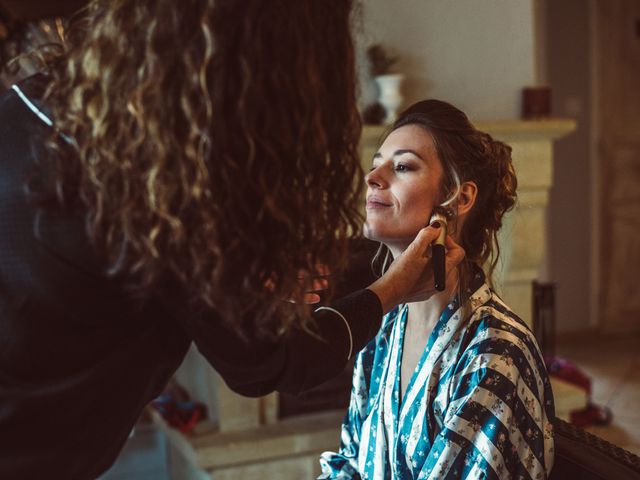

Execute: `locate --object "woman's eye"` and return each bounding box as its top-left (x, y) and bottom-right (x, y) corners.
top-left (395, 163), bottom-right (411, 172)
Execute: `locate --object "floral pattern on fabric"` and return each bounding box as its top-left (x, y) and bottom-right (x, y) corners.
top-left (319, 270), bottom-right (555, 479)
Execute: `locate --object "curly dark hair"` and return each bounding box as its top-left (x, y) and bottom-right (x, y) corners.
top-left (380, 99), bottom-right (518, 295)
top-left (0, 2), bottom-right (85, 85)
top-left (0, 9), bottom-right (28, 81)
top-left (39, 0), bottom-right (364, 336)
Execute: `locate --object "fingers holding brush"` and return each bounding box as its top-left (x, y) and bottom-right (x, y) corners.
top-left (429, 210), bottom-right (450, 290)
top-left (366, 226), bottom-right (466, 313)
top-left (444, 234), bottom-right (465, 269)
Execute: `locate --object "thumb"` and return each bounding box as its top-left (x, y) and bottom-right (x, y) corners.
top-left (407, 225), bottom-right (443, 257)
top-left (444, 234), bottom-right (465, 267)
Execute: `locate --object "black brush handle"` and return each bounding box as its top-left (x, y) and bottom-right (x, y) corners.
top-left (433, 243), bottom-right (446, 291)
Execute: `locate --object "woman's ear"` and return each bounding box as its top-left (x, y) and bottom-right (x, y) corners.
top-left (456, 181), bottom-right (477, 217)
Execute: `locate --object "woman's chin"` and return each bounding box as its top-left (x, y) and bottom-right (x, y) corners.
top-left (363, 233), bottom-right (409, 253)
top-left (363, 220), bottom-right (395, 241)
top-left (363, 223), bottom-right (419, 245)
top-left (363, 223), bottom-right (383, 242)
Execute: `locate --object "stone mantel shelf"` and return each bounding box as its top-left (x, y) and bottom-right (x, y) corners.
top-left (362, 118), bottom-right (577, 144)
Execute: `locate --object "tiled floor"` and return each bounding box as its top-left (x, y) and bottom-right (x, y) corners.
top-left (557, 333), bottom-right (640, 456)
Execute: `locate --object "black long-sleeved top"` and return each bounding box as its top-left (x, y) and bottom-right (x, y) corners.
top-left (0, 76), bottom-right (382, 479)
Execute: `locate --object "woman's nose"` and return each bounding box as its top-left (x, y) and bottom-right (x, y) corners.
top-left (366, 166), bottom-right (386, 189)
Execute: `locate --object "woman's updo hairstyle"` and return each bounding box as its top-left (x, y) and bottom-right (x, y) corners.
top-left (392, 99), bottom-right (517, 288)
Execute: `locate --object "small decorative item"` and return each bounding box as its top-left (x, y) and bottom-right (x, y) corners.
top-left (522, 86), bottom-right (552, 119)
top-left (367, 44), bottom-right (404, 124)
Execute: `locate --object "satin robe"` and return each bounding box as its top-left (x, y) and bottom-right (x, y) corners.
top-left (320, 270), bottom-right (555, 479)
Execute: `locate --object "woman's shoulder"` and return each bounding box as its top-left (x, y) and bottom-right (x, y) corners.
top-left (467, 290), bottom-right (539, 349)
top-left (457, 288), bottom-right (548, 385)
top-left (449, 289), bottom-right (555, 416)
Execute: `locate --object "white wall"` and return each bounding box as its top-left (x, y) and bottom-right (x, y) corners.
top-left (358, 0), bottom-right (596, 334)
top-left (357, 0), bottom-right (537, 120)
top-left (546, 1), bottom-right (593, 333)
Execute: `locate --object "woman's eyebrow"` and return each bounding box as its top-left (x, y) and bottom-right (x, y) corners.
top-left (372, 149), bottom-right (424, 161)
top-left (393, 149), bottom-right (424, 160)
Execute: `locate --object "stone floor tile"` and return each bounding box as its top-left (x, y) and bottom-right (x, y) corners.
top-left (584, 415), bottom-right (640, 450)
top-left (609, 381), bottom-right (640, 418)
top-left (557, 333), bottom-right (640, 456)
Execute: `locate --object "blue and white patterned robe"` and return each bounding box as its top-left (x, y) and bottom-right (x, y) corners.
top-left (319, 270), bottom-right (555, 479)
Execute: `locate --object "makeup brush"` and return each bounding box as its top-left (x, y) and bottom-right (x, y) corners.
top-left (429, 206), bottom-right (453, 291)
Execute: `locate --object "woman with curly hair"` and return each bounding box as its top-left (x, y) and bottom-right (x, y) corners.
top-left (0, 1), bottom-right (464, 478)
top-left (320, 100), bottom-right (555, 479)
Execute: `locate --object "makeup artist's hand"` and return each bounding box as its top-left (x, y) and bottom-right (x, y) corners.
top-left (264, 264), bottom-right (330, 304)
top-left (290, 264), bottom-right (330, 304)
top-left (367, 226), bottom-right (465, 314)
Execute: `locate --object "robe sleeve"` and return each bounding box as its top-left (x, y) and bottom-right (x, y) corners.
top-left (180, 288), bottom-right (382, 397)
top-left (420, 327), bottom-right (555, 480)
top-left (318, 339), bottom-right (379, 479)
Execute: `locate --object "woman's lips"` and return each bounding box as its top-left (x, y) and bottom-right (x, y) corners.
top-left (366, 197), bottom-right (392, 209)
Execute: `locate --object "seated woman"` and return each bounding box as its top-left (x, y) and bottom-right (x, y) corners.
top-left (320, 100), bottom-right (555, 479)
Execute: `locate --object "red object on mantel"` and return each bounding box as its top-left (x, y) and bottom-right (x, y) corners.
top-left (522, 86), bottom-right (552, 119)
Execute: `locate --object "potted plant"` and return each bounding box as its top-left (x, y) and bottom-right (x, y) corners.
top-left (367, 44), bottom-right (404, 124)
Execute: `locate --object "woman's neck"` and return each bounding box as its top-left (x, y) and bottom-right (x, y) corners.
top-left (407, 268), bottom-right (458, 332)
top-left (393, 244), bottom-right (459, 403)
top-left (388, 243), bottom-right (459, 332)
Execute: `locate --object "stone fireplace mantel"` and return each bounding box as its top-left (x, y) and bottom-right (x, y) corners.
top-left (158, 118), bottom-right (577, 479)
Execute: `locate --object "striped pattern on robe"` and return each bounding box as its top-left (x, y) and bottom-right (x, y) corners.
top-left (319, 270), bottom-right (555, 480)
